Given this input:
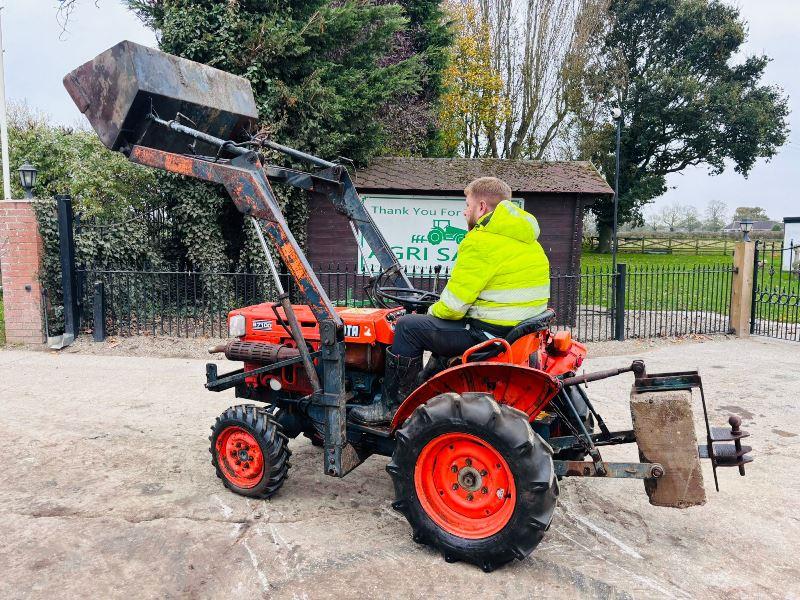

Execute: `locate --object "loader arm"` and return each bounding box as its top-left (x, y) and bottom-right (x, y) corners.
top-left (259, 158), bottom-right (411, 289)
top-left (129, 145), bottom-right (343, 325)
top-left (63, 40), bottom-right (413, 478)
top-left (139, 112), bottom-right (411, 290)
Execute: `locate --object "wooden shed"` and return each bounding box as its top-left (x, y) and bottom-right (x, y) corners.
top-left (307, 157), bottom-right (613, 276)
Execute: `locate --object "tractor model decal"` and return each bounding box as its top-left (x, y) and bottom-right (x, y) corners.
top-left (425, 219), bottom-right (467, 245)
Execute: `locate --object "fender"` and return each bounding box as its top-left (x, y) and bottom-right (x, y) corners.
top-left (390, 362), bottom-right (561, 431)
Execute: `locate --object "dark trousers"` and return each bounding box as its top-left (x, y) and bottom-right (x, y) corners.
top-left (391, 314), bottom-right (491, 359)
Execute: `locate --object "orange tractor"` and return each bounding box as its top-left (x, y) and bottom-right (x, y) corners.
top-left (65, 42), bottom-right (752, 572)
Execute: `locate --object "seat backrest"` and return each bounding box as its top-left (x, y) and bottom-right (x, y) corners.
top-left (464, 308), bottom-right (556, 362)
top-left (505, 309), bottom-right (556, 345)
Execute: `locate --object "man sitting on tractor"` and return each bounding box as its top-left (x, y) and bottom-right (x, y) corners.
top-left (350, 176), bottom-right (551, 425)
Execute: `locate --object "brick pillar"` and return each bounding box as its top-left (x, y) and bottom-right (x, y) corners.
top-left (0, 199), bottom-right (45, 344)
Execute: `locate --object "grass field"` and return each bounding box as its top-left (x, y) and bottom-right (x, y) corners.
top-left (571, 252), bottom-right (734, 313)
top-left (580, 251), bottom-right (732, 268)
top-left (576, 251), bottom-right (798, 323)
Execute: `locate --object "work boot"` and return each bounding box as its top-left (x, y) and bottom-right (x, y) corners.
top-left (349, 349), bottom-right (422, 425)
top-left (418, 354), bottom-right (449, 385)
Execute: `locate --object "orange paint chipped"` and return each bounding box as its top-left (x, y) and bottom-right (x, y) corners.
top-left (164, 153), bottom-right (189, 172)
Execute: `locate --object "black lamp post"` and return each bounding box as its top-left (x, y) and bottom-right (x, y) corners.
top-left (18, 160), bottom-right (37, 199)
top-left (739, 219), bottom-right (753, 243)
top-left (611, 107), bottom-right (622, 275)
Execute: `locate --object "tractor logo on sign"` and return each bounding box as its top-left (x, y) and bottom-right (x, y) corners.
top-left (425, 220), bottom-right (467, 245)
top-left (357, 196), bottom-right (523, 273)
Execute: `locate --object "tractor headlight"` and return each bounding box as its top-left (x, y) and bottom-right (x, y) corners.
top-left (229, 314), bottom-right (246, 338)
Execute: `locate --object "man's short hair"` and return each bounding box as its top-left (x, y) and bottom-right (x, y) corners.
top-left (464, 177), bottom-right (512, 208)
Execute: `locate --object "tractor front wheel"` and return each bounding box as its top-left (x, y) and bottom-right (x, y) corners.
top-left (210, 404), bottom-right (291, 499)
top-left (388, 392), bottom-right (558, 572)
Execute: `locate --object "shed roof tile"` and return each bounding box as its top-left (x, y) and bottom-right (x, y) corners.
top-left (353, 158), bottom-right (613, 196)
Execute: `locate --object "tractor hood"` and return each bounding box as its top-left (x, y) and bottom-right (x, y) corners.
top-left (476, 200), bottom-right (541, 245)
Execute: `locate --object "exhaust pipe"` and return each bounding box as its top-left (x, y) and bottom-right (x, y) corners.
top-left (209, 340), bottom-right (300, 364)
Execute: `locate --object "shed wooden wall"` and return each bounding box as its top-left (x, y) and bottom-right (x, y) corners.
top-left (306, 190), bottom-right (587, 274)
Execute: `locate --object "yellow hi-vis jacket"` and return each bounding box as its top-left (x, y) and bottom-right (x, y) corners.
top-left (429, 200), bottom-right (550, 327)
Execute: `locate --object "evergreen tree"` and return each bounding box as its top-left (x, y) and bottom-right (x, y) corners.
top-left (127, 0), bottom-right (448, 269)
top-left (376, 0), bottom-right (452, 155)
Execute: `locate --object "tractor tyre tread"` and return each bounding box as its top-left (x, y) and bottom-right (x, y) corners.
top-left (210, 404), bottom-right (290, 499)
top-left (388, 392), bottom-right (558, 571)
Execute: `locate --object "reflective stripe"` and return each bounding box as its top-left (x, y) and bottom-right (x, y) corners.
top-left (524, 213), bottom-right (541, 239)
top-left (467, 303), bottom-right (549, 322)
top-left (440, 287), bottom-right (471, 313)
top-left (477, 284), bottom-right (550, 303)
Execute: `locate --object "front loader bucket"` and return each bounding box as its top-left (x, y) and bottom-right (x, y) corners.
top-left (63, 40), bottom-right (258, 155)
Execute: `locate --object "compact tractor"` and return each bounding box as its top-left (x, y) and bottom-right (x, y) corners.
top-left (65, 42), bottom-right (753, 572)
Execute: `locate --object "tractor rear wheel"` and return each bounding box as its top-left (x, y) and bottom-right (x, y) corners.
top-left (210, 404), bottom-right (291, 499)
top-left (388, 392), bottom-right (558, 572)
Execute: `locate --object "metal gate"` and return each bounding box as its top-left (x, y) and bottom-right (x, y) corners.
top-left (751, 240), bottom-right (800, 341)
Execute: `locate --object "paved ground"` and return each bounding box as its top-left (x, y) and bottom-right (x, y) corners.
top-left (1, 336), bottom-right (798, 599)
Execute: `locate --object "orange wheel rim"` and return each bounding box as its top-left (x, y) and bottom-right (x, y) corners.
top-left (215, 426), bottom-right (265, 488)
top-left (414, 432), bottom-right (516, 539)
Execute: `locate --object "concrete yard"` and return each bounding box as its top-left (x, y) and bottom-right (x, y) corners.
top-left (0, 336), bottom-right (798, 599)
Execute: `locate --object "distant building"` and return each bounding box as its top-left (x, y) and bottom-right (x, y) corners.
top-left (783, 217), bottom-right (800, 272)
top-left (721, 220), bottom-right (782, 233)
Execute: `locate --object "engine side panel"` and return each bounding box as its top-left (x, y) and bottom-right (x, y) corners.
top-left (232, 304), bottom-right (403, 346)
top-left (228, 303), bottom-right (403, 395)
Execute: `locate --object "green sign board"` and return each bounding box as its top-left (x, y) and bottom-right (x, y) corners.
top-left (357, 195), bottom-right (522, 273)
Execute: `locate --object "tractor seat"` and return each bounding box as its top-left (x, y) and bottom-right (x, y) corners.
top-left (464, 308), bottom-right (556, 362)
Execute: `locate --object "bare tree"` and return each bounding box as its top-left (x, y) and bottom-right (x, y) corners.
top-left (703, 199), bottom-right (728, 231)
top-left (449, 0), bottom-right (608, 159)
top-left (654, 203), bottom-right (685, 232)
top-left (733, 206), bottom-right (771, 222)
top-left (680, 206), bottom-right (701, 232)
top-left (643, 206), bottom-right (661, 231)
top-left (55, 0), bottom-right (99, 35)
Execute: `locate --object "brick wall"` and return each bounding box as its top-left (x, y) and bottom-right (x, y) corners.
top-left (0, 200), bottom-right (44, 344)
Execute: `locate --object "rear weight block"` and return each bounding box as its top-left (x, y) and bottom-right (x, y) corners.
top-left (630, 388), bottom-right (706, 508)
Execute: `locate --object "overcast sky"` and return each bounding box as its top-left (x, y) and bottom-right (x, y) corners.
top-left (1, 0), bottom-right (798, 221)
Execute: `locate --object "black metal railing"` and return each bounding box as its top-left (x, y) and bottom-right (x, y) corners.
top-left (623, 263), bottom-right (734, 338)
top-left (76, 261), bottom-right (736, 342)
top-left (751, 241), bottom-right (800, 341)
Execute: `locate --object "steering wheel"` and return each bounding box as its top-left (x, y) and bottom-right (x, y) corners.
top-left (376, 286), bottom-right (440, 313)
top-left (365, 264), bottom-right (442, 312)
